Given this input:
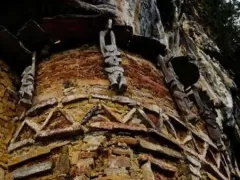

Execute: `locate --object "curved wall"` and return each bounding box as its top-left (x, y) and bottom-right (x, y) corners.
top-left (5, 46), bottom-right (231, 180)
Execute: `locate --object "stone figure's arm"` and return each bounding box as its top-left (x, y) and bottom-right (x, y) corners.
top-left (99, 30), bottom-right (107, 55)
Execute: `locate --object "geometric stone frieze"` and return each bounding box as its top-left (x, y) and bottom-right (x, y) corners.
top-left (8, 120), bottom-right (39, 153)
top-left (36, 108), bottom-right (83, 139)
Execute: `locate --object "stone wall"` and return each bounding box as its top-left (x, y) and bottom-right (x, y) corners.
top-left (4, 46), bottom-right (235, 180)
top-left (0, 59), bottom-right (18, 179)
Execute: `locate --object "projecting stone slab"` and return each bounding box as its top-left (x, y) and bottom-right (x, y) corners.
top-left (26, 98), bottom-right (58, 116)
top-left (91, 94), bottom-right (111, 100)
top-left (111, 137), bottom-right (138, 146)
top-left (36, 124), bottom-right (83, 139)
top-left (137, 109), bottom-right (156, 128)
top-left (112, 96), bottom-right (135, 105)
top-left (186, 154), bottom-right (201, 168)
top-left (189, 165), bottom-right (201, 178)
top-left (141, 162), bottom-right (155, 180)
top-left (138, 154), bottom-right (177, 173)
top-left (102, 105), bottom-right (122, 123)
top-left (8, 139), bottom-right (35, 153)
top-left (112, 148), bottom-right (132, 156)
top-left (8, 147), bottom-right (50, 167)
top-left (122, 108), bottom-right (137, 123)
top-left (139, 139), bottom-right (183, 159)
top-left (89, 121), bottom-right (148, 132)
top-left (12, 161), bottom-right (52, 179)
top-left (61, 94), bottom-right (89, 105)
top-left (143, 104), bottom-right (160, 114)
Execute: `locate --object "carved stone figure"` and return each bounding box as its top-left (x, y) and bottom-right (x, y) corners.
top-left (99, 19), bottom-right (127, 93)
top-left (192, 86), bottom-right (222, 146)
top-left (18, 52), bottom-right (36, 107)
top-left (157, 52), bottom-right (196, 122)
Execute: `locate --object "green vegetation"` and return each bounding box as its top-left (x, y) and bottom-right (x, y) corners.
top-left (201, 0), bottom-right (240, 84)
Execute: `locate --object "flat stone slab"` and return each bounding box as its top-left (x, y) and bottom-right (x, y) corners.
top-left (26, 98), bottom-right (58, 116)
top-left (12, 161), bottom-right (52, 179)
top-left (139, 139), bottom-right (183, 159)
top-left (62, 94), bottom-right (89, 105)
top-left (8, 147), bottom-right (50, 167)
top-left (89, 121), bottom-right (147, 132)
top-left (138, 154), bottom-right (177, 173)
top-left (107, 155), bottom-right (131, 168)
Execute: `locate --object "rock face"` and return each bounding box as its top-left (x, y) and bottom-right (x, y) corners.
top-left (0, 0), bottom-right (239, 180)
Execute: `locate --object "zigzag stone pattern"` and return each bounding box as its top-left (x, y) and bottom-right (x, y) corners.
top-left (3, 47), bottom-right (238, 180)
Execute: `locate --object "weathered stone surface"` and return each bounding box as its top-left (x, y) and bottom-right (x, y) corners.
top-left (139, 139), bottom-right (183, 159)
top-left (26, 98), bottom-right (58, 116)
top-left (189, 165), bottom-right (201, 178)
top-left (112, 96), bottom-right (137, 105)
top-left (137, 109), bottom-right (156, 128)
top-left (112, 148), bottom-right (132, 156)
top-left (181, 134), bottom-right (192, 144)
top-left (143, 104), bottom-right (160, 115)
top-left (104, 167), bottom-right (128, 176)
top-left (111, 137), bottom-right (138, 146)
top-left (204, 161), bottom-right (229, 180)
top-left (107, 155), bottom-right (131, 168)
top-left (81, 135), bottom-right (106, 151)
top-left (39, 108), bottom-right (75, 131)
top-left (89, 121), bottom-right (148, 132)
top-left (102, 104), bottom-right (122, 123)
top-left (98, 175), bottom-right (132, 180)
top-left (37, 124), bottom-right (83, 138)
top-left (122, 108), bottom-right (136, 123)
top-left (78, 151), bottom-right (98, 159)
top-left (138, 154), bottom-right (178, 173)
top-left (56, 146), bottom-right (70, 179)
top-left (12, 161), bottom-right (52, 179)
top-left (185, 154), bottom-right (201, 168)
top-left (25, 120), bottom-right (40, 132)
top-left (8, 139), bottom-right (35, 153)
top-left (141, 161), bottom-right (155, 180)
top-left (62, 94), bottom-right (89, 105)
top-left (77, 158), bottom-right (94, 168)
top-left (168, 114), bottom-right (218, 150)
top-left (8, 147), bottom-right (50, 167)
top-left (81, 105), bottom-right (100, 125)
top-left (73, 175), bottom-right (89, 180)
top-left (0, 168), bottom-right (4, 180)
top-left (10, 120), bottom-right (36, 144)
top-left (91, 94), bottom-right (111, 100)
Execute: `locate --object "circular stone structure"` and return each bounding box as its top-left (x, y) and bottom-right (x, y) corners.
top-left (5, 46), bottom-right (232, 180)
